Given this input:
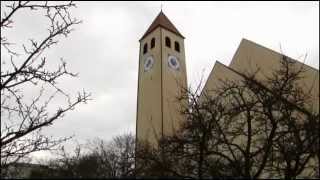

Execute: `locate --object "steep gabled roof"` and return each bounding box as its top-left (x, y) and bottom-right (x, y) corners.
top-left (140, 11), bottom-right (184, 41)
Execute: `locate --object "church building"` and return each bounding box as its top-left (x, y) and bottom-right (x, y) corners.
top-left (136, 11), bottom-right (319, 154)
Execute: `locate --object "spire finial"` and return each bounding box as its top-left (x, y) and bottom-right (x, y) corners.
top-left (160, 3), bottom-right (163, 12)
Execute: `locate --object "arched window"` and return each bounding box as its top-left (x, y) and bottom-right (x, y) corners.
top-left (143, 43), bottom-right (148, 54)
top-left (174, 41), bottom-right (180, 52)
top-left (151, 38), bottom-right (155, 49)
top-left (165, 37), bottom-right (171, 48)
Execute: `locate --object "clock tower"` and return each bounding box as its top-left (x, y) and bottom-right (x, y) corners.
top-left (136, 11), bottom-right (187, 146)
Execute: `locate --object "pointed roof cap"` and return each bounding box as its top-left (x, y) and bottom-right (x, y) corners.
top-left (140, 11), bottom-right (184, 41)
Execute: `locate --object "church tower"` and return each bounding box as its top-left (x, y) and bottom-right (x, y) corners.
top-left (136, 11), bottom-right (187, 145)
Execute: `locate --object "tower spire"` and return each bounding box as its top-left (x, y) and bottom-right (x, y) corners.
top-left (140, 11), bottom-right (184, 40)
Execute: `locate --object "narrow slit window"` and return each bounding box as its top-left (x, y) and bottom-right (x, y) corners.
top-left (174, 41), bottom-right (180, 52)
top-left (151, 38), bottom-right (155, 49)
top-left (143, 43), bottom-right (148, 54)
top-left (165, 37), bottom-right (171, 48)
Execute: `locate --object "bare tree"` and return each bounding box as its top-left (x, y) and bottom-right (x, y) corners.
top-left (135, 84), bottom-right (228, 178)
top-left (135, 138), bottom-right (192, 178)
top-left (28, 133), bottom-right (136, 178)
top-left (80, 133), bottom-right (136, 178)
top-left (252, 56), bottom-right (319, 178)
top-left (1, 1), bottom-right (90, 170)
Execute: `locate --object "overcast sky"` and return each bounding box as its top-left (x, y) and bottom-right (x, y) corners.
top-left (1, 1), bottom-right (319, 160)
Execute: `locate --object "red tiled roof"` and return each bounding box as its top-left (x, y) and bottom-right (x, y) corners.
top-left (140, 11), bottom-right (184, 41)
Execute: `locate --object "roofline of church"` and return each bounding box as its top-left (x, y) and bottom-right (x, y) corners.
top-left (201, 38), bottom-right (319, 99)
top-left (213, 60), bottom-right (316, 118)
top-left (238, 38), bottom-right (319, 72)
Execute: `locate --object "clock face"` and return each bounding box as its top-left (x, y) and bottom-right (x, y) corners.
top-left (144, 56), bottom-right (154, 72)
top-left (168, 55), bottom-right (180, 70)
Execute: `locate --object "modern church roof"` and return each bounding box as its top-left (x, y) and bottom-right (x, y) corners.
top-left (140, 11), bottom-right (184, 40)
top-left (201, 38), bottom-right (319, 114)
